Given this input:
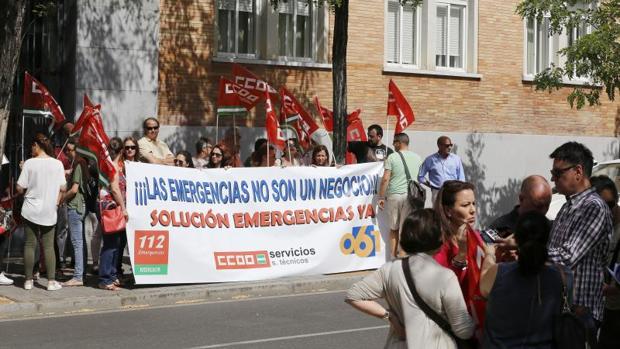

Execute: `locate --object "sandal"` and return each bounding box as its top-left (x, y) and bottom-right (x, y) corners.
top-left (113, 278), bottom-right (121, 287)
top-left (98, 283), bottom-right (120, 291)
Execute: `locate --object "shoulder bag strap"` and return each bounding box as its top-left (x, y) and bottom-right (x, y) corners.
top-left (401, 256), bottom-right (455, 335)
top-left (396, 151), bottom-right (412, 182)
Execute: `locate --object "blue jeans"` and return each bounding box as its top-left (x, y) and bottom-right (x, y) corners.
top-left (67, 208), bottom-right (86, 281)
top-left (99, 231), bottom-right (126, 286)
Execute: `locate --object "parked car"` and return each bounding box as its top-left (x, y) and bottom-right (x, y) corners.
top-left (547, 159), bottom-right (620, 220)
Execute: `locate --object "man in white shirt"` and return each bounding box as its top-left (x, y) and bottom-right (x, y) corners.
top-left (137, 117), bottom-right (174, 165)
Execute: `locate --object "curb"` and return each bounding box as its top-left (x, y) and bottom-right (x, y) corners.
top-left (0, 272), bottom-right (368, 319)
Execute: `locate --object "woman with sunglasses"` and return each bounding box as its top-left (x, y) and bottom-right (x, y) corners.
top-left (206, 145), bottom-right (228, 169)
top-left (16, 133), bottom-right (67, 291)
top-left (174, 150), bottom-right (194, 168)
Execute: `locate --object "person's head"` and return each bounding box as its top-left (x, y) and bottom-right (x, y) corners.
top-left (549, 142), bottom-right (593, 196)
top-left (142, 117), bottom-right (160, 141)
top-left (392, 133), bottom-right (409, 152)
top-left (254, 138), bottom-right (268, 153)
top-left (175, 150), bottom-right (194, 168)
top-left (400, 209), bottom-right (443, 254)
top-left (437, 136), bottom-right (454, 157)
top-left (31, 133), bottom-right (53, 157)
top-left (312, 145), bottom-right (330, 167)
top-left (367, 125), bottom-right (383, 146)
top-left (286, 138), bottom-right (300, 158)
top-left (590, 175), bottom-right (618, 209)
top-left (64, 137), bottom-right (78, 161)
top-left (207, 145), bottom-right (227, 168)
top-left (256, 143), bottom-right (276, 167)
top-left (195, 139), bottom-right (213, 159)
top-left (514, 211), bottom-right (551, 276)
top-left (122, 137), bottom-right (139, 162)
top-left (434, 180), bottom-right (476, 238)
top-left (108, 137), bottom-right (123, 160)
top-left (518, 175), bottom-right (553, 215)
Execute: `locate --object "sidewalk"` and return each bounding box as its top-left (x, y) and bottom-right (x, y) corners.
top-left (0, 261), bottom-right (369, 320)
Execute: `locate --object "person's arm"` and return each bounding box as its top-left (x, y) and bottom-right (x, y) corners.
top-left (417, 158), bottom-right (429, 184)
top-left (456, 157), bottom-right (466, 181)
top-left (441, 273), bottom-right (475, 339)
top-left (377, 169), bottom-right (391, 210)
top-left (109, 172), bottom-right (127, 218)
top-left (16, 162), bottom-right (28, 195)
top-left (433, 241), bottom-right (467, 283)
top-left (548, 202), bottom-right (611, 268)
top-left (480, 244), bottom-right (498, 298)
top-left (62, 166), bottom-right (81, 203)
top-left (346, 300), bottom-right (405, 339)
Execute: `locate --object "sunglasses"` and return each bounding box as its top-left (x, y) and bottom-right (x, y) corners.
top-left (145, 126), bottom-right (159, 131)
top-left (442, 143), bottom-right (454, 147)
top-left (211, 153), bottom-right (223, 158)
top-left (124, 145), bottom-right (137, 151)
top-left (550, 165), bottom-right (576, 178)
top-left (174, 159), bottom-right (186, 165)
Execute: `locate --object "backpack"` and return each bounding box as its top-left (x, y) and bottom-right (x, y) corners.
top-left (396, 151), bottom-right (426, 210)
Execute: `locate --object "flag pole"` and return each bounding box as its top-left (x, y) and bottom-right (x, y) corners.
top-left (57, 138), bottom-right (70, 159)
top-left (284, 118), bottom-right (292, 165)
top-left (215, 113), bottom-right (220, 144)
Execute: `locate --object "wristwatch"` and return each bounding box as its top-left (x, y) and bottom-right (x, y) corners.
top-left (381, 310), bottom-right (391, 322)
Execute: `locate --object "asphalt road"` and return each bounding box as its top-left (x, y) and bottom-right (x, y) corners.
top-left (0, 291), bottom-right (388, 349)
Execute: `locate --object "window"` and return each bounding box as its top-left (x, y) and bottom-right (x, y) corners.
top-left (436, 3), bottom-right (465, 69)
top-left (278, 0), bottom-right (312, 59)
top-left (525, 17), bottom-right (551, 76)
top-left (386, 0), bottom-right (418, 66)
top-left (218, 0), bottom-right (256, 56)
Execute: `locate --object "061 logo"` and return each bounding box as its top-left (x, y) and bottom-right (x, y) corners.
top-left (340, 225), bottom-right (381, 257)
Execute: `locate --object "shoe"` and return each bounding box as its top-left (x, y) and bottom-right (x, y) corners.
top-left (62, 278), bottom-right (83, 287)
top-left (47, 280), bottom-right (62, 291)
top-left (98, 283), bottom-right (120, 291)
top-left (0, 272), bottom-right (13, 285)
top-left (24, 279), bottom-right (33, 290)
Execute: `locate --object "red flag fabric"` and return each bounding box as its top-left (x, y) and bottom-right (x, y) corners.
top-left (70, 104), bottom-right (103, 137)
top-left (264, 91), bottom-right (286, 150)
top-left (217, 77), bottom-right (260, 112)
top-left (387, 79), bottom-right (415, 134)
top-left (23, 72), bottom-right (66, 128)
top-left (465, 227), bottom-right (487, 338)
top-left (232, 64), bottom-right (278, 102)
top-left (346, 110), bottom-right (366, 164)
top-left (76, 107), bottom-right (116, 187)
top-left (280, 88), bottom-right (320, 136)
top-left (314, 96), bottom-right (333, 133)
top-left (83, 94), bottom-right (94, 108)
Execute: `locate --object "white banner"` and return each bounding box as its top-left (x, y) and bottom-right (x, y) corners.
top-left (126, 162), bottom-right (389, 284)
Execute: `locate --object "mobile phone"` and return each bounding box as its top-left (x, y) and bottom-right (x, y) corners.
top-left (480, 229), bottom-right (501, 244)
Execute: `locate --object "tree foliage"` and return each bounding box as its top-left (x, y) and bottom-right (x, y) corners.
top-left (517, 0), bottom-right (620, 109)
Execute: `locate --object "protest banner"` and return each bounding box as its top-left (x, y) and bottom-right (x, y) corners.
top-left (126, 162), bottom-right (388, 284)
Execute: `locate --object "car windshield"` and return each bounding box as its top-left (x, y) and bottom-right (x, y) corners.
top-left (593, 163), bottom-right (620, 190)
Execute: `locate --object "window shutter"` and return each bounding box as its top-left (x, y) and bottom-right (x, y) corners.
top-left (448, 6), bottom-right (462, 58)
top-left (386, 0), bottom-right (399, 63)
top-left (401, 5), bottom-right (416, 64)
top-left (219, 0), bottom-right (235, 10)
top-left (279, 1), bottom-right (293, 14)
top-left (526, 18), bottom-right (535, 75)
top-left (436, 6), bottom-right (448, 56)
top-left (297, 0), bottom-right (310, 17)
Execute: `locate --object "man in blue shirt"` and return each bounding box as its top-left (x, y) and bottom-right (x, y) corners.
top-left (417, 136), bottom-right (466, 203)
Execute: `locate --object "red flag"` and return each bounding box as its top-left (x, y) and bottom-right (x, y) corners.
top-left (280, 88), bottom-right (320, 136)
top-left (346, 110), bottom-right (366, 164)
top-left (232, 64), bottom-right (278, 102)
top-left (217, 77), bottom-right (260, 112)
top-left (314, 96), bottom-right (333, 133)
top-left (23, 72), bottom-right (66, 128)
top-left (83, 94), bottom-right (94, 108)
top-left (77, 107), bottom-right (116, 187)
top-left (387, 79), bottom-right (415, 134)
top-left (70, 104), bottom-right (103, 137)
top-left (465, 227), bottom-right (487, 338)
top-left (264, 91), bottom-right (286, 150)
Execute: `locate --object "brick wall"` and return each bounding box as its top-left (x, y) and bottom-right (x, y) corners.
top-left (158, 0), bottom-right (619, 137)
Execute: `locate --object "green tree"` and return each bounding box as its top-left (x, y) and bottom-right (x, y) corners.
top-left (271, 0), bottom-right (421, 163)
top-left (517, 0), bottom-right (620, 109)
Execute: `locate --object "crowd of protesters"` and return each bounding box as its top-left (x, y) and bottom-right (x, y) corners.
top-left (0, 116), bottom-right (619, 348)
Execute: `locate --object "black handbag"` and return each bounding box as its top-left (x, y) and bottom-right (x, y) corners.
top-left (552, 265), bottom-right (588, 349)
top-left (396, 152), bottom-right (425, 210)
top-left (401, 256), bottom-right (476, 349)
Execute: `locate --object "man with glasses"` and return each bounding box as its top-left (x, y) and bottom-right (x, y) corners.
top-left (137, 117), bottom-right (174, 165)
top-left (547, 142), bottom-right (612, 346)
top-left (417, 136), bottom-right (466, 203)
top-left (347, 124), bottom-right (393, 163)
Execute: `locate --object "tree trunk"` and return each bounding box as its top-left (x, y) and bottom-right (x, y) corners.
top-left (0, 0), bottom-right (28, 161)
top-left (332, 0), bottom-right (348, 165)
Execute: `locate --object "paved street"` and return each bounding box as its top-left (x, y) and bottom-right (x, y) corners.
top-left (0, 290), bottom-right (387, 349)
